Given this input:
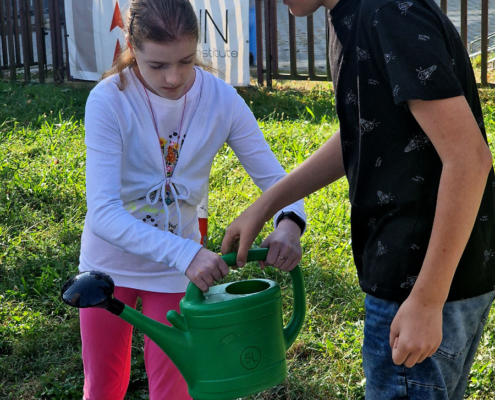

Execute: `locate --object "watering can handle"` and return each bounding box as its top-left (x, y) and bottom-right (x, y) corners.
top-left (184, 248), bottom-right (306, 350)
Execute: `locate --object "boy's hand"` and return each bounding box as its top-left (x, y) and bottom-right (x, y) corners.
top-left (185, 248), bottom-right (230, 292)
top-left (258, 218), bottom-right (302, 272)
top-left (221, 204), bottom-right (267, 268)
top-left (389, 295), bottom-right (443, 368)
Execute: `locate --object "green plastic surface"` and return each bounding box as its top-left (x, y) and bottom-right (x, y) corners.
top-left (117, 249), bottom-right (306, 400)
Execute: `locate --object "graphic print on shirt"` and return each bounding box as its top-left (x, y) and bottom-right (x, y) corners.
top-left (346, 89), bottom-right (357, 105)
top-left (377, 190), bottom-right (394, 205)
top-left (400, 275), bottom-right (418, 289)
top-left (375, 157), bottom-right (382, 167)
top-left (405, 133), bottom-right (430, 152)
top-left (418, 35), bottom-right (430, 41)
top-left (368, 218), bottom-right (377, 229)
top-left (416, 65), bottom-right (437, 84)
top-left (480, 215), bottom-right (489, 222)
top-left (342, 14), bottom-right (355, 30)
top-left (357, 46), bottom-right (370, 61)
top-left (397, 1), bottom-right (413, 15)
top-left (376, 241), bottom-right (388, 255)
top-left (483, 250), bottom-right (494, 267)
top-left (410, 244), bottom-right (420, 250)
top-left (360, 118), bottom-right (380, 134)
top-left (384, 52), bottom-right (396, 64)
top-left (393, 85), bottom-right (400, 97)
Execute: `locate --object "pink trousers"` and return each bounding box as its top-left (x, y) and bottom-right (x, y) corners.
top-left (79, 287), bottom-right (191, 400)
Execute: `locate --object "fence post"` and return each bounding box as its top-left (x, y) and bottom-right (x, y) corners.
top-left (48, 0), bottom-right (63, 82)
top-left (269, 0), bottom-right (277, 79)
top-left (60, 0), bottom-right (70, 80)
top-left (481, 0), bottom-right (488, 86)
top-left (4, 0), bottom-right (16, 80)
top-left (264, 0), bottom-right (272, 88)
top-left (460, 0), bottom-right (467, 49)
top-left (18, 0), bottom-right (30, 81)
top-left (26, 0), bottom-right (33, 65)
top-left (440, 0), bottom-right (447, 13)
top-left (0, 0), bottom-right (8, 67)
top-left (12, 0), bottom-right (21, 66)
top-left (307, 14), bottom-right (315, 80)
top-left (32, 0), bottom-right (45, 82)
top-left (255, 0), bottom-right (263, 86)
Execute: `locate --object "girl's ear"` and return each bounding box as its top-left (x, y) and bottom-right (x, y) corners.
top-left (126, 35), bottom-right (136, 58)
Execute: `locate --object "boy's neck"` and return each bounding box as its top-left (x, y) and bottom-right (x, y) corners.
top-left (323, 0), bottom-right (340, 10)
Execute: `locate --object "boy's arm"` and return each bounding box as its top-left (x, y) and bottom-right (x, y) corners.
top-left (390, 96), bottom-right (493, 368)
top-left (221, 129), bottom-right (345, 267)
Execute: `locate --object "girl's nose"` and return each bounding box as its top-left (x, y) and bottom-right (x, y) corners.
top-left (165, 69), bottom-right (182, 86)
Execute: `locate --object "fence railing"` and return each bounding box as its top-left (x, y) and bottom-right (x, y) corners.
top-left (0, 0), bottom-right (493, 87)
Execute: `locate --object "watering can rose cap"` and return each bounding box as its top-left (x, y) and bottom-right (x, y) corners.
top-left (61, 248), bottom-right (306, 400)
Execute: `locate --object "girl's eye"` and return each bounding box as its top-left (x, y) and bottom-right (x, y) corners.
top-left (150, 64), bottom-right (163, 70)
top-left (181, 59), bottom-right (193, 65)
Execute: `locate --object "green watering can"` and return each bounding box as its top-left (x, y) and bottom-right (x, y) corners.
top-left (61, 248), bottom-right (306, 400)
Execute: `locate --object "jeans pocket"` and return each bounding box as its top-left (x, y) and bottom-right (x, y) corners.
top-left (434, 291), bottom-right (495, 361)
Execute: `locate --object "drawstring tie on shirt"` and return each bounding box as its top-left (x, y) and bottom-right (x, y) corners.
top-left (146, 179), bottom-right (183, 237)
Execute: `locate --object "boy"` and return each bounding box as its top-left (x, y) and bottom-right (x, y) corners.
top-left (221, 0), bottom-right (495, 398)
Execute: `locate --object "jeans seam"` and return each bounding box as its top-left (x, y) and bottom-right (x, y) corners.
top-left (434, 329), bottom-right (477, 361)
top-left (434, 292), bottom-right (494, 361)
top-left (405, 375), bottom-right (445, 391)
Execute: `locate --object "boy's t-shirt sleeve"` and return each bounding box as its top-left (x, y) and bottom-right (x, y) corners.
top-left (369, 1), bottom-right (464, 105)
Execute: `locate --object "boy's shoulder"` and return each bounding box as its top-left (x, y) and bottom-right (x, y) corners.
top-left (358, 0), bottom-right (427, 24)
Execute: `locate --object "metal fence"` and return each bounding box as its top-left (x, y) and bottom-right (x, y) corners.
top-left (256, 0), bottom-right (495, 88)
top-left (0, 0), bottom-right (68, 83)
top-left (0, 0), bottom-right (493, 86)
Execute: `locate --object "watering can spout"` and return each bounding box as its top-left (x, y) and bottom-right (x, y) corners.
top-left (117, 306), bottom-right (191, 370)
top-left (60, 270), bottom-right (191, 372)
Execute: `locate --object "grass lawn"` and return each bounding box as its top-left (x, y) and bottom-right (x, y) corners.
top-left (1, 77), bottom-right (495, 399)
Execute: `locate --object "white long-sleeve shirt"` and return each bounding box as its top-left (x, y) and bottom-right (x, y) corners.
top-left (79, 67), bottom-right (305, 293)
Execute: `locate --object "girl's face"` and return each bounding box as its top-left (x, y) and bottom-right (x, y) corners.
top-left (129, 35), bottom-right (197, 100)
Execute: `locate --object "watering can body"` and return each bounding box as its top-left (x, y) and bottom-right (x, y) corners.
top-left (166, 279), bottom-right (289, 399)
top-left (61, 248), bottom-right (305, 400)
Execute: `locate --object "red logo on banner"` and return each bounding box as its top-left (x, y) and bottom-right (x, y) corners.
top-left (113, 40), bottom-right (122, 65)
top-left (110, 1), bottom-right (124, 32)
top-left (110, 2), bottom-right (124, 65)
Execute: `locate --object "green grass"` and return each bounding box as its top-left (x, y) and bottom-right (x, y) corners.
top-left (1, 78), bottom-right (495, 399)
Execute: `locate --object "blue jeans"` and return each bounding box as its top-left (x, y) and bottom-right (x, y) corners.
top-left (363, 291), bottom-right (495, 400)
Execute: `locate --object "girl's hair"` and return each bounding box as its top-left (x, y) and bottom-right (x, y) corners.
top-left (103, 0), bottom-right (199, 90)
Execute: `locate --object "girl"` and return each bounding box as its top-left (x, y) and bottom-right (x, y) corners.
top-left (78, 0), bottom-right (305, 399)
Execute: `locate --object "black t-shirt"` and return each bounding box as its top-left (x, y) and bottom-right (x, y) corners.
top-left (328, 0), bottom-right (495, 302)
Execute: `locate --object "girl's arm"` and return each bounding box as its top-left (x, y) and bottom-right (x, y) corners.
top-left (221, 127), bottom-right (345, 266)
top-left (389, 96), bottom-right (493, 368)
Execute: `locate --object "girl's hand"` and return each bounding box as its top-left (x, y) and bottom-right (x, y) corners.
top-left (185, 248), bottom-right (230, 292)
top-left (389, 294), bottom-right (443, 368)
top-left (258, 219), bottom-right (302, 272)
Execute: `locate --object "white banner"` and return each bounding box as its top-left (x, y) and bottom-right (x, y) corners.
top-left (64, 0), bottom-right (250, 86)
